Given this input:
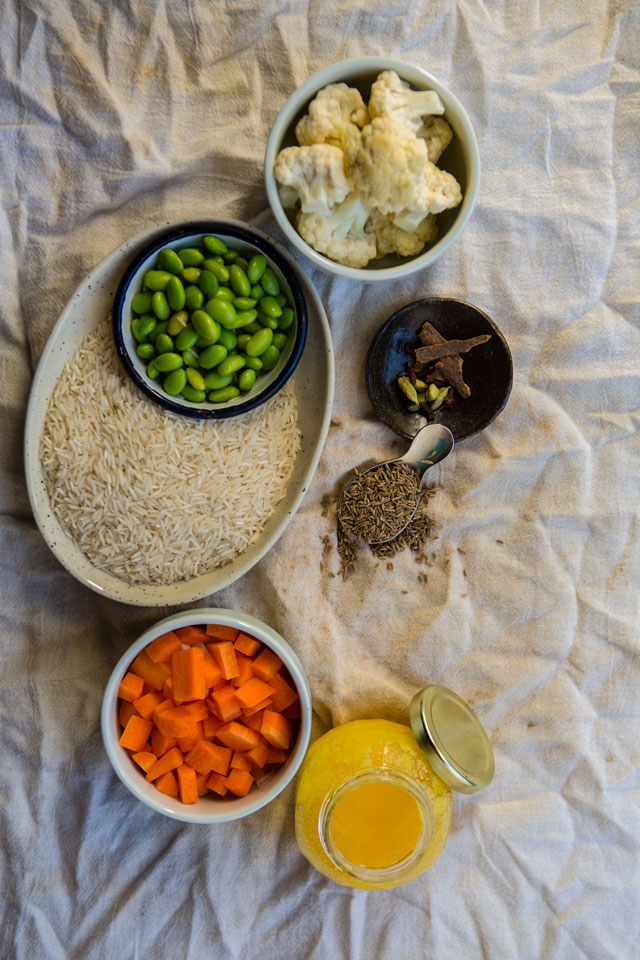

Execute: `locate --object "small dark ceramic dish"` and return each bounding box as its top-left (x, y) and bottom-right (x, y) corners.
top-left (113, 220), bottom-right (307, 420)
top-left (366, 298), bottom-right (512, 441)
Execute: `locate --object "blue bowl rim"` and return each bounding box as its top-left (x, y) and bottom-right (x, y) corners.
top-left (112, 220), bottom-right (308, 420)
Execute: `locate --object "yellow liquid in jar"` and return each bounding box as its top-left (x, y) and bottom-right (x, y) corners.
top-left (329, 780), bottom-right (424, 869)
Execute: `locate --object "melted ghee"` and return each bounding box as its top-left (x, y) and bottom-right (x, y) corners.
top-left (329, 780), bottom-right (424, 869)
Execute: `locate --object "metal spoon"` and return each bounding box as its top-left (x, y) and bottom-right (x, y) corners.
top-left (337, 423), bottom-right (454, 545)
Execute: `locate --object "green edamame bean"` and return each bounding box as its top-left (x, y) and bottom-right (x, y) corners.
top-left (231, 309), bottom-right (258, 328)
top-left (163, 368), bottom-right (187, 395)
top-left (181, 385), bottom-right (206, 403)
top-left (181, 267), bottom-right (201, 285)
top-left (157, 248), bottom-right (184, 275)
top-left (277, 293), bottom-right (288, 307)
top-left (191, 309), bottom-right (220, 342)
top-left (261, 345), bottom-right (280, 370)
top-left (213, 286), bottom-right (235, 302)
top-left (273, 332), bottom-right (288, 350)
top-left (203, 260), bottom-right (230, 283)
top-left (208, 385), bottom-right (240, 403)
top-left (235, 257), bottom-right (249, 270)
top-left (246, 327), bottom-right (273, 357)
top-left (186, 368), bottom-right (206, 391)
top-left (136, 343), bottom-right (156, 360)
top-left (175, 324), bottom-right (199, 350)
top-left (236, 334), bottom-right (251, 351)
top-left (143, 270), bottom-right (173, 291)
top-left (198, 270), bottom-right (219, 298)
top-left (167, 276), bottom-right (186, 312)
top-left (203, 371), bottom-right (232, 390)
top-left (243, 354), bottom-right (263, 371)
top-left (222, 249), bottom-right (238, 264)
top-left (217, 327), bottom-right (237, 351)
top-left (250, 284), bottom-right (265, 300)
top-left (185, 285), bottom-right (204, 311)
top-left (147, 319), bottom-right (167, 343)
top-left (243, 321), bottom-right (261, 335)
top-left (167, 310), bottom-right (188, 336)
top-left (247, 254), bottom-right (267, 284)
top-left (152, 291), bottom-right (170, 320)
top-left (258, 312), bottom-right (279, 330)
top-left (217, 355), bottom-right (245, 377)
top-left (205, 298), bottom-right (237, 328)
top-left (147, 359), bottom-right (160, 379)
top-left (196, 335), bottom-right (217, 348)
top-left (278, 306), bottom-right (294, 330)
top-left (131, 318), bottom-right (148, 343)
top-left (233, 297), bottom-right (257, 310)
top-left (154, 352), bottom-right (183, 372)
top-left (178, 247), bottom-right (205, 267)
top-left (229, 264), bottom-right (251, 298)
top-left (199, 343), bottom-right (228, 369)
top-left (261, 267), bottom-right (280, 296)
top-left (131, 292), bottom-right (154, 315)
top-left (134, 314), bottom-right (157, 340)
top-left (238, 368), bottom-right (256, 392)
top-left (182, 348), bottom-right (200, 368)
top-left (259, 295), bottom-right (282, 318)
top-left (155, 334), bottom-right (175, 354)
top-left (202, 235), bottom-right (227, 255)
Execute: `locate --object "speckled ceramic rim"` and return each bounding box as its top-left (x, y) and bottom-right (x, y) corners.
top-left (101, 608), bottom-right (312, 823)
top-left (112, 220), bottom-right (307, 419)
top-left (264, 56), bottom-right (481, 282)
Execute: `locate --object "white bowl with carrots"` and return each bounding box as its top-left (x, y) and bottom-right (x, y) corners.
top-left (101, 608), bottom-right (312, 823)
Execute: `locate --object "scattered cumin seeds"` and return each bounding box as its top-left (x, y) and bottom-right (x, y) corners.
top-left (339, 461), bottom-right (419, 545)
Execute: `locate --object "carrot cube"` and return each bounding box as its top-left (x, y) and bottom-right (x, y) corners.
top-left (216, 721), bottom-right (260, 753)
top-left (264, 745), bottom-right (288, 764)
top-left (244, 711), bottom-right (264, 732)
top-left (230, 751), bottom-right (252, 772)
top-left (245, 739), bottom-right (269, 768)
top-left (268, 673), bottom-right (299, 712)
top-left (177, 764), bottom-right (198, 804)
top-left (132, 689), bottom-right (163, 720)
top-left (154, 770), bottom-right (179, 798)
top-left (129, 650), bottom-right (171, 691)
top-left (206, 772), bottom-right (229, 796)
top-left (186, 740), bottom-right (232, 776)
top-left (145, 747), bottom-right (184, 782)
top-left (210, 685), bottom-right (242, 722)
top-left (172, 647), bottom-right (207, 702)
top-left (178, 721), bottom-right (204, 752)
top-left (235, 677), bottom-right (275, 710)
top-left (131, 750), bottom-right (157, 773)
top-left (118, 715), bottom-right (153, 751)
top-left (261, 710), bottom-right (292, 751)
top-left (151, 698), bottom-right (175, 727)
top-left (174, 624), bottom-right (209, 645)
top-left (242, 697), bottom-right (273, 718)
top-left (146, 630), bottom-right (182, 663)
top-left (118, 671), bottom-right (144, 703)
top-left (195, 772), bottom-right (210, 796)
top-left (151, 728), bottom-right (178, 757)
top-left (202, 649), bottom-right (223, 690)
top-left (233, 633), bottom-right (261, 657)
top-left (282, 701), bottom-right (300, 719)
top-left (155, 706), bottom-right (201, 739)
top-left (203, 715), bottom-right (222, 738)
top-left (252, 648), bottom-right (283, 681)
top-left (206, 623), bottom-right (238, 643)
top-left (119, 700), bottom-right (139, 728)
top-left (226, 769), bottom-right (254, 797)
top-left (162, 675), bottom-right (175, 700)
top-left (231, 654), bottom-right (254, 689)
top-left (207, 641), bottom-right (239, 680)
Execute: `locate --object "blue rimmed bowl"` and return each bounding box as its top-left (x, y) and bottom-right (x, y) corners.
top-left (113, 220), bottom-right (308, 419)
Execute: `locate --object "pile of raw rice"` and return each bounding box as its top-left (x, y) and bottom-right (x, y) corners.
top-left (39, 316), bottom-right (301, 585)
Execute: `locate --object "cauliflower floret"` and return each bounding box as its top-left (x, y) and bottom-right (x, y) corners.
top-left (369, 70), bottom-right (444, 136)
top-left (296, 192), bottom-right (376, 268)
top-left (295, 83), bottom-right (369, 161)
top-left (274, 144), bottom-right (353, 213)
top-left (348, 117), bottom-right (427, 215)
top-left (365, 209), bottom-right (437, 257)
top-left (417, 116), bottom-right (453, 163)
top-left (411, 161), bottom-right (462, 215)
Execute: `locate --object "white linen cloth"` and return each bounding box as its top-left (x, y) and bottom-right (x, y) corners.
top-left (1, 1), bottom-right (639, 957)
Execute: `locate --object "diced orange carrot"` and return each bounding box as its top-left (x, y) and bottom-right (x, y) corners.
top-left (206, 772), bottom-right (229, 796)
top-left (163, 675), bottom-right (175, 700)
top-left (185, 740), bottom-right (232, 776)
top-left (206, 623), bottom-right (238, 643)
top-left (242, 697), bottom-right (273, 718)
top-left (261, 710), bottom-right (292, 750)
top-left (202, 649), bottom-right (223, 690)
top-left (231, 751), bottom-right (252, 771)
top-left (264, 745), bottom-right (288, 764)
top-left (130, 650), bottom-right (171, 691)
top-left (244, 711), bottom-right (264, 732)
top-left (131, 750), bottom-right (157, 773)
top-left (119, 700), bottom-right (139, 728)
top-left (174, 624), bottom-right (209, 645)
top-left (210, 685), bottom-right (242, 722)
top-left (155, 770), bottom-right (179, 798)
top-left (119, 715), bottom-right (153, 752)
top-left (172, 647), bottom-right (206, 702)
top-left (151, 698), bottom-right (175, 727)
top-left (151, 728), bottom-right (178, 757)
top-left (268, 672), bottom-right (299, 712)
top-left (251, 764), bottom-right (271, 784)
top-left (216, 721), bottom-right (260, 753)
top-left (132, 689), bottom-right (163, 720)
top-left (155, 706), bottom-right (201, 739)
top-left (234, 632), bottom-right (261, 657)
top-left (118, 671), bottom-right (144, 703)
top-left (282, 701), bottom-right (300, 719)
top-left (234, 676), bottom-right (275, 710)
top-left (245, 739), bottom-right (269, 769)
top-left (207, 641), bottom-right (239, 680)
top-left (180, 701), bottom-right (210, 722)
top-left (145, 747), bottom-right (184, 782)
top-left (177, 764), bottom-right (198, 804)
top-left (226, 769), bottom-right (254, 797)
top-left (178, 721), bottom-right (204, 752)
top-left (231, 654), bottom-right (254, 688)
top-left (195, 772), bottom-right (210, 796)
top-left (252, 648), bottom-right (283, 681)
top-left (146, 630), bottom-right (182, 663)
top-left (203, 715), bottom-right (222, 739)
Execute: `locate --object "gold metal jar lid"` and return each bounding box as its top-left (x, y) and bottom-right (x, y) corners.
top-left (409, 686), bottom-right (495, 794)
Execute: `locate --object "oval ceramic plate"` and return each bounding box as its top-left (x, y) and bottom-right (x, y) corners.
top-left (24, 220), bottom-right (334, 606)
top-left (366, 298), bottom-right (512, 441)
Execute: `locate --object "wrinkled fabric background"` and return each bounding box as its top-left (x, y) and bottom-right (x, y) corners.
top-left (1, 1), bottom-right (639, 958)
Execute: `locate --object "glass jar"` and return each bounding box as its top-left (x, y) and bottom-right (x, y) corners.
top-left (295, 686), bottom-right (494, 890)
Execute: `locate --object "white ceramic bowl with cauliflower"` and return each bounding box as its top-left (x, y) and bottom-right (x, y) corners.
top-left (265, 57), bottom-right (480, 282)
